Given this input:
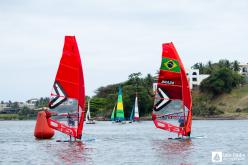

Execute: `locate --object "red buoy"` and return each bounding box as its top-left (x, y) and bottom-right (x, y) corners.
top-left (34, 111), bottom-right (54, 139)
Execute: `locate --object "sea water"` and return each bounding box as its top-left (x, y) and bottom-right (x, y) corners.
top-left (0, 120), bottom-right (247, 165)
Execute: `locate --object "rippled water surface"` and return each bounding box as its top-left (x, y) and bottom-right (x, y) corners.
top-left (0, 120), bottom-right (248, 165)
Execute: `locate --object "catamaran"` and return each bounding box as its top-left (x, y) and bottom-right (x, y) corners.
top-left (111, 86), bottom-right (125, 123)
top-left (129, 94), bottom-right (139, 123)
top-left (152, 42), bottom-right (192, 139)
top-left (86, 99), bottom-right (96, 124)
top-left (45, 36), bottom-right (86, 141)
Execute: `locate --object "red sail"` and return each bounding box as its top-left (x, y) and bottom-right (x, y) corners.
top-left (152, 43), bottom-right (192, 136)
top-left (46, 36), bottom-right (85, 139)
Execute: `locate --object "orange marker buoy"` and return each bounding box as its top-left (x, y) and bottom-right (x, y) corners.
top-left (34, 111), bottom-right (54, 139)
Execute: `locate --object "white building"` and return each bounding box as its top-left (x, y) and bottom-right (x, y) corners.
top-left (186, 69), bottom-right (210, 89)
top-left (0, 103), bottom-right (8, 112)
top-left (17, 102), bottom-right (26, 108)
top-left (25, 98), bottom-right (38, 109)
top-left (239, 63), bottom-right (248, 80)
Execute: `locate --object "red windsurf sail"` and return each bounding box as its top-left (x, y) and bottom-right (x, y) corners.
top-left (152, 43), bottom-right (192, 137)
top-left (46, 36), bottom-right (85, 139)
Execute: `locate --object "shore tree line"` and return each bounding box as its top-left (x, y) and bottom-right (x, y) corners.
top-left (1, 59), bottom-right (247, 119)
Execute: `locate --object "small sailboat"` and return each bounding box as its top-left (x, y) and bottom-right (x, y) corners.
top-left (129, 94), bottom-right (139, 123)
top-left (152, 42), bottom-right (192, 138)
top-left (111, 86), bottom-right (125, 123)
top-left (133, 94), bottom-right (139, 121)
top-left (86, 99), bottom-right (96, 124)
top-left (45, 36), bottom-right (86, 140)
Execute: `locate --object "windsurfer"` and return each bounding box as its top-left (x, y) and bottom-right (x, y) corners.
top-left (178, 116), bottom-right (185, 127)
top-left (178, 116), bottom-right (185, 137)
top-left (178, 117), bottom-right (191, 137)
top-left (67, 113), bottom-right (75, 126)
top-left (186, 131), bottom-right (191, 137)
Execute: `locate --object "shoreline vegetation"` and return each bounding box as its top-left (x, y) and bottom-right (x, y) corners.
top-left (1, 59), bottom-right (248, 121)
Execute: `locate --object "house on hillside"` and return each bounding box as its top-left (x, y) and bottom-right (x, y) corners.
top-left (239, 63), bottom-right (248, 81)
top-left (0, 102), bottom-right (19, 114)
top-left (0, 103), bottom-right (8, 112)
top-left (26, 98), bottom-right (38, 109)
top-left (186, 69), bottom-right (210, 89)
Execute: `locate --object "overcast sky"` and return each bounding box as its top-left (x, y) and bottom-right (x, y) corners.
top-left (0, 0), bottom-right (247, 101)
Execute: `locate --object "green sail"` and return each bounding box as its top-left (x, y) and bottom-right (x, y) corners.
top-left (115, 86), bottom-right (125, 121)
top-left (111, 104), bottom-right (116, 121)
top-left (129, 105), bottom-right (134, 121)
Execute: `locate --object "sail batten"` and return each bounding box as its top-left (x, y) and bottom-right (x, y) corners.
top-left (152, 42), bottom-right (192, 137)
top-left (55, 79), bottom-right (80, 86)
top-left (157, 83), bottom-right (183, 88)
top-left (59, 63), bottom-right (80, 70)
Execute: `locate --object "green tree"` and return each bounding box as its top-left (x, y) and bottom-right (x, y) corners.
top-left (232, 60), bottom-right (240, 72)
top-left (35, 97), bottom-right (50, 108)
top-left (192, 62), bottom-right (205, 74)
top-left (11, 102), bottom-right (19, 109)
top-left (200, 68), bottom-right (244, 96)
top-left (18, 106), bottom-right (37, 119)
top-left (218, 59), bottom-right (231, 69)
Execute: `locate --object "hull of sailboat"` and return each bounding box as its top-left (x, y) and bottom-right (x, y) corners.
top-left (133, 117), bottom-right (139, 121)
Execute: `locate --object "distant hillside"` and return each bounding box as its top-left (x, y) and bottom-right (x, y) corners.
top-left (211, 84), bottom-right (248, 113)
top-left (192, 84), bottom-right (248, 119)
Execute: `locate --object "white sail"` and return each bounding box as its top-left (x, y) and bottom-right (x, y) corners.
top-left (134, 95), bottom-right (139, 120)
top-left (86, 100), bottom-right (90, 122)
top-left (86, 99), bottom-right (96, 124)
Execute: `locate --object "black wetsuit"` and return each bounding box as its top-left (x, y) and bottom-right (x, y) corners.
top-left (68, 115), bottom-right (75, 126)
